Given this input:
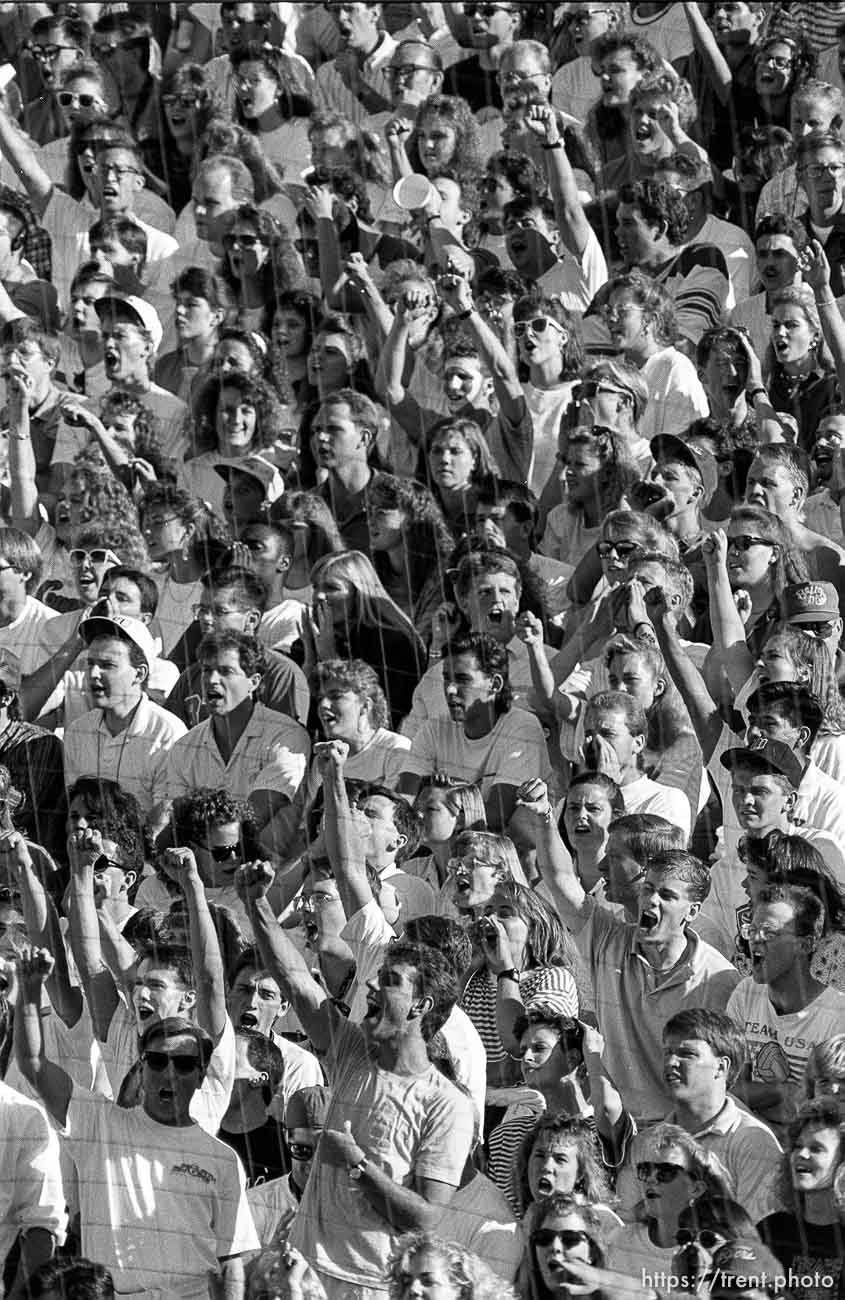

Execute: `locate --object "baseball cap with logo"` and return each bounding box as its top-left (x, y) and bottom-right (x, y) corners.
top-left (80, 613), bottom-right (157, 669)
top-left (720, 737), bottom-right (804, 790)
top-left (782, 581), bottom-right (840, 624)
top-left (94, 295), bottom-right (163, 353)
top-left (650, 433), bottom-right (719, 505)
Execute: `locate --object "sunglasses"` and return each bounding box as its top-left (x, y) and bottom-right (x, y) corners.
top-left (33, 43), bottom-right (78, 60)
top-left (58, 91), bottom-right (102, 109)
top-left (597, 539), bottom-right (641, 559)
top-left (726, 534), bottom-right (774, 552)
top-left (162, 92), bottom-right (200, 109)
top-left (465, 3), bottom-right (514, 16)
top-left (223, 233), bottom-right (264, 250)
top-left (532, 1229), bottom-right (590, 1249)
top-left (69, 548), bottom-right (120, 567)
top-left (142, 1050), bottom-right (201, 1074)
top-left (676, 1229), bottom-right (725, 1250)
top-left (92, 854), bottom-right (126, 873)
top-left (388, 63), bottom-right (435, 78)
top-left (514, 317), bottom-right (566, 339)
top-left (208, 843), bottom-right (242, 863)
top-left (636, 1161), bottom-right (687, 1183)
top-left (287, 1142), bottom-right (315, 1161)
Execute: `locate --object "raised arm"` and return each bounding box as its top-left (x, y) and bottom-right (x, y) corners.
top-left (303, 184), bottom-right (344, 304)
top-left (1, 832), bottom-right (82, 1029)
top-left (14, 948), bottom-right (73, 1128)
top-left (66, 830), bottom-right (119, 1043)
top-left (0, 103), bottom-right (52, 217)
top-left (526, 104), bottom-right (592, 262)
top-left (701, 529), bottom-right (755, 702)
top-left (236, 861), bottom-right (335, 1055)
top-left (377, 290), bottom-right (417, 406)
top-left (804, 239), bottom-right (845, 393)
top-left (438, 272), bottom-right (526, 428)
top-left (161, 848), bottom-right (228, 1043)
top-left (343, 253), bottom-right (394, 342)
top-left (6, 371), bottom-right (39, 535)
top-left (515, 780), bottom-right (590, 930)
top-left (385, 116), bottom-right (414, 183)
top-left (320, 740), bottom-right (375, 920)
top-left (682, 0), bottom-right (733, 105)
top-left (649, 590), bottom-right (724, 764)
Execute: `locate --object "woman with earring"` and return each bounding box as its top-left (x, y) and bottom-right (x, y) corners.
top-left (513, 294), bottom-right (583, 499)
top-left (138, 483), bottom-right (230, 659)
top-left (599, 269), bottom-right (708, 442)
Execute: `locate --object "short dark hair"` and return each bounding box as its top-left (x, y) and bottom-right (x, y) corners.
top-left (198, 630), bottom-right (267, 678)
top-left (201, 565), bottom-right (268, 614)
top-left (756, 883), bottom-right (825, 943)
top-left (380, 940), bottom-right (458, 1041)
top-left (29, 1258), bottom-right (114, 1300)
top-left (347, 781), bottom-right (416, 848)
top-left (98, 566), bottom-right (158, 618)
top-left (754, 212), bottom-right (809, 248)
top-left (171, 266), bottom-right (233, 312)
top-left (663, 1009), bottom-right (747, 1085)
top-left (620, 178), bottom-right (691, 247)
top-left (32, 14), bottom-right (91, 47)
top-left (139, 1015), bottom-right (214, 1068)
top-left (585, 691), bottom-right (647, 739)
top-left (402, 916), bottom-right (473, 978)
top-left (443, 632), bottom-right (512, 711)
top-left (649, 849), bottom-right (711, 904)
top-left (135, 946), bottom-right (195, 990)
top-left (66, 777), bottom-right (146, 871)
top-left (747, 682), bottom-right (824, 745)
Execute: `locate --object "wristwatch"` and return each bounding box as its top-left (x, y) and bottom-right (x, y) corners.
top-left (348, 1156), bottom-right (369, 1180)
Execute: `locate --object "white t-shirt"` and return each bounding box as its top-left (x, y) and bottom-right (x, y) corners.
top-left (523, 379), bottom-right (577, 498)
top-left (622, 773), bottom-right (692, 838)
top-left (0, 596), bottom-right (58, 678)
top-left (259, 599), bottom-right (307, 653)
top-left (402, 709), bottom-right (548, 800)
top-left (304, 727), bottom-right (410, 805)
top-left (537, 225), bottom-right (607, 314)
top-left (152, 573), bottom-right (205, 658)
top-left (65, 1085), bottom-right (258, 1298)
top-left (0, 1080), bottom-right (67, 1288)
top-left (640, 346), bottom-right (709, 441)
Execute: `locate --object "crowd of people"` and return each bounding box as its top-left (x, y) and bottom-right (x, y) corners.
top-left (0, 1), bottom-right (841, 1299)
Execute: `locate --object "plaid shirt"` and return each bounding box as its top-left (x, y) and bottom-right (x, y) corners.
top-left (0, 185), bottom-right (51, 282)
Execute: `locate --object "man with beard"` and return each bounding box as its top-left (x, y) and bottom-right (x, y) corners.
top-left (236, 858), bottom-right (474, 1300)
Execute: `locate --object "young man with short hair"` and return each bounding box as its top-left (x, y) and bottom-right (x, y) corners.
top-left (745, 443), bottom-right (845, 569)
top-left (312, 388), bottom-right (389, 556)
top-left (730, 214), bottom-right (811, 361)
top-left (16, 952), bottom-right (257, 1300)
top-left (648, 431), bottom-right (719, 553)
top-left (521, 785), bottom-right (741, 1123)
top-left (756, 78), bottom-right (843, 222)
top-left (796, 129), bottom-right (845, 296)
top-left (726, 883), bottom-right (845, 1137)
top-left (315, 1), bottom-right (396, 124)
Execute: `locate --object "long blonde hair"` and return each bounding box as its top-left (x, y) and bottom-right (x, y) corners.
top-left (310, 550), bottom-right (425, 654)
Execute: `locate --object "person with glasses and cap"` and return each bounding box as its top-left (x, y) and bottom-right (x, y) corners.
top-left (15, 948), bottom-right (258, 1300)
top-left (246, 1084), bottom-right (333, 1247)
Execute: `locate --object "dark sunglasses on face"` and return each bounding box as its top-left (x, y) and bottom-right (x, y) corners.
top-left (597, 539), bottom-right (641, 559)
top-left (726, 534), bottom-right (773, 552)
top-left (92, 854), bottom-right (126, 873)
top-left (162, 92), bottom-right (201, 109)
top-left (143, 1050), bottom-right (201, 1074)
top-left (58, 91), bottom-right (101, 108)
top-left (531, 1229), bottom-right (590, 1249)
top-left (208, 843), bottom-right (242, 863)
top-left (287, 1141), bottom-right (315, 1161)
top-left (466, 2), bottom-right (513, 16)
top-left (676, 1229), bottom-right (725, 1250)
top-left (636, 1161), bottom-right (686, 1183)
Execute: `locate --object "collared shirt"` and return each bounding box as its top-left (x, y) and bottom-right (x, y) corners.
top-left (315, 33), bottom-right (396, 125)
top-left (574, 900), bottom-right (741, 1122)
top-left (668, 1097), bottom-right (781, 1223)
top-left (165, 701), bottom-right (310, 804)
top-left (63, 693), bottom-right (187, 813)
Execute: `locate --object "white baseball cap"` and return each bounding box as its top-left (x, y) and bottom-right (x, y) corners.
top-left (94, 295), bottom-right (163, 353)
top-left (80, 613), bottom-right (157, 669)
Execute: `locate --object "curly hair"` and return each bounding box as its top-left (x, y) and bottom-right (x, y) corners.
top-left (408, 94), bottom-right (484, 181)
top-left (161, 62), bottom-right (219, 142)
top-left (316, 658), bottom-right (390, 730)
top-left (513, 292), bottom-right (584, 380)
top-left (486, 149), bottom-right (548, 201)
top-left (219, 202), bottom-right (306, 330)
top-left (388, 1233), bottom-right (514, 1300)
top-left (66, 777), bottom-right (146, 871)
top-left (230, 39), bottom-right (315, 119)
top-left (138, 483), bottom-right (230, 568)
top-left (630, 70), bottom-right (698, 132)
top-left (516, 1113), bottom-right (612, 1214)
top-left (602, 268), bottom-right (678, 346)
top-left (631, 1124), bottom-right (734, 1219)
top-left (197, 119), bottom-right (284, 203)
top-left (198, 630), bottom-right (267, 679)
top-left (97, 390), bottom-right (170, 480)
top-left (269, 289), bottom-right (322, 401)
top-left (367, 474), bottom-right (454, 612)
top-left (193, 368), bottom-right (293, 458)
top-left (619, 177), bottom-right (691, 248)
top-left (66, 450), bottom-right (140, 534)
top-left (777, 1099), bottom-right (844, 1208)
top-left (532, 1193), bottom-right (609, 1265)
top-left (168, 787), bottom-right (256, 847)
top-left (71, 521), bottom-right (148, 570)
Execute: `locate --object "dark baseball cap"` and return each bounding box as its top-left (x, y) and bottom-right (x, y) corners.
top-left (650, 433), bottom-right (719, 504)
top-left (720, 738), bottom-right (804, 789)
top-left (782, 581), bottom-right (840, 624)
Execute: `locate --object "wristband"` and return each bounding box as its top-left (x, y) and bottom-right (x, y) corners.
top-left (497, 968), bottom-right (520, 982)
top-left (542, 140), bottom-right (563, 150)
top-left (747, 386), bottom-right (767, 402)
top-left (815, 293), bottom-right (837, 307)
top-left (348, 1156), bottom-right (368, 1180)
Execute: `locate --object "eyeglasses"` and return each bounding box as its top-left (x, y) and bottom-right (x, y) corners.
top-left (295, 892), bottom-right (340, 912)
top-left (500, 70), bottom-right (546, 89)
top-left (208, 843), bottom-right (242, 863)
top-left (756, 53), bottom-right (793, 69)
top-left (603, 304), bottom-right (641, 324)
top-left (287, 1142), bottom-right (315, 1160)
top-left (162, 92), bottom-right (200, 109)
top-left (57, 91), bottom-right (102, 109)
top-left (465, 3), bottom-right (514, 17)
top-left (69, 548), bottom-right (120, 567)
top-left (514, 317), bottom-right (567, 339)
top-left (738, 923), bottom-right (789, 942)
top-left (388, 62), bottom-right (435, 78)
top-left (223, 233), bottom-right (264, 251)
top-left (636, 1161), bottom-right (687, 1183)
top-left (192, 604), bottom-right (239, 620)
top-left (676, 1229), bottom-right (726, 1250)
top-left (726, 534), bottom-right (774, 552)
top-left (563, 8), bottom-right (611, 26)
top-left (803, 162), bottom-right (845, 179)
top-left (531, 1229), bottom-right (591, 1249)
top-left (96, 162), bottom-right (141, 180)
top-left (33, 43), bottom-right (79, 61)
top-left (92, 854), bottom-right (126, 873)
top-left (142, 1050), bottom-right (201, 1075)
top-left (142, 515), bottom-right (180, 533)
top-left (597, 539), bottom-right (642, 559)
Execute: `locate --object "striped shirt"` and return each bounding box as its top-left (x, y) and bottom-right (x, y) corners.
top-left (460, 965), bottom-right (578, 1072)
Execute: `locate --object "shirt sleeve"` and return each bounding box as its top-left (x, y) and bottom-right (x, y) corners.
top-left (415, 1085), bottom-right (476, 1188)
top-left (5, 1101), bottom-right (67, 1241)
top-left (400, 721), bottom-right (440, 782)
top-left (252, 731), bottom-right (311, 801)
top-left (214, 1147), bottom-right (260, 1258)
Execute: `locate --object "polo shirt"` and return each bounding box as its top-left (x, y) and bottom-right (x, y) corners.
top-left (63, 693), bottom-right (187, 813)
top-left (667, 1097), bottom-right (782, 1224)
top-left (165, 700), bottom-right (310, 805)
top-left (315, 34), bottom-right (396, 124)
top-left (574, 900), bottom-right (742, 1122)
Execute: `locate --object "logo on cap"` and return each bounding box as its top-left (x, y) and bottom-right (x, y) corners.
top-left (746, 735), bottom-right (768, 751)
top-left (794, 584), bottom-right (827, 607)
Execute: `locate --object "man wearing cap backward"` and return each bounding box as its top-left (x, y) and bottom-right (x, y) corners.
top-left (63, 613), bottom-right (187, 822)
top-left (215, 455), bottom-right (286, 539)
top-left (644, 432), bottom-right (718, 557)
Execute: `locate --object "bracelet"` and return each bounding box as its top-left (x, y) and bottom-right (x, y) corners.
top-left (542, 140), bottom-right (563, 150)
top-left (815, 293), bottom-right (837, 307)
top-left (747, 386), bottom-right (767, 402)
top-left (348, 1156), bottom-right (368, 1181)
top-left (497, 968), bottom-right (520, 982)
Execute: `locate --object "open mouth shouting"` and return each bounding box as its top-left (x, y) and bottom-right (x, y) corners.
top-left (638, 909), bottom-right (659, 934)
